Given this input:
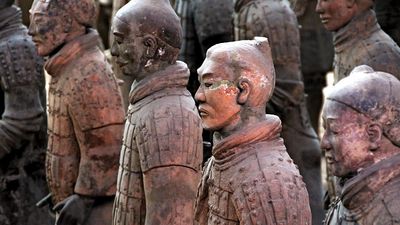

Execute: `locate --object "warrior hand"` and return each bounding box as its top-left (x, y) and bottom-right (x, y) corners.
top-left (53, 194), bottom-right (95, 225)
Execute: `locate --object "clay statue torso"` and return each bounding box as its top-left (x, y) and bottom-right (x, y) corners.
top-left (0, 5), bottom-right (50, 225)
top-left (195, 116), bottom-right (311, 225)
top-left (45, 30), bottom-right (125, 225)
top-left (113, 61), bottom-right (203, 225)
top-left (333, 9), bottom-right (400, 83)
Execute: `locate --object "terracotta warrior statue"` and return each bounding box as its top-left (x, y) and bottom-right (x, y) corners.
top-left (316, 0), bottom-right (400, 83)
top-left (290, 0), bottom-right (334, 132)
top-left (0, 1), bottom-right (50, 224)
top-left (374, 0), bottom-right (400, 46)
top-left (194, 37), bottom-right (311, 225)
top-left (234, 0), bottom-right (324, 223)
top-left (110, 1), bottom-right (203, 224)
top-left (322, 65), bottom-right (400, 224)
top-left (28, 0), bottom-right (125, 224)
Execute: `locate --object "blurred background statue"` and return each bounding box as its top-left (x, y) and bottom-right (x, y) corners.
top-left (29, 0), bottom-right (125, 224)
top-left (0, 1), bottom-right (50, 224)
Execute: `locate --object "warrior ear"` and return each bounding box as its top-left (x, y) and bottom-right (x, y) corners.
top-left (237, 78), bottom-right (252, 105)
top-left (143, 35), bottom-right (157, 58)
top-left (367, 122), bottom-right (383, 151)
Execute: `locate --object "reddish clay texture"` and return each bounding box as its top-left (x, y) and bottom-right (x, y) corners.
top-left (234, 0), bottom-right (323, 222)
top-left (316, 0), bottom-right (400, 83)
top-left (0, 2), bottom-right (50, 225)
top-left (110, 1), bottom-right (203, 225)
top-left (194, 37), bottom-right (311, 225)
top-left (29, 0), bottom-right (125, 225)
top-left (321, 65), bottom-right (400, 224)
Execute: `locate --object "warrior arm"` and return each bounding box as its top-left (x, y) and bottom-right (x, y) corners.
top-left (68, 65), bottom-right (125, 197)
top-left (143, 166), bottom-right (200, 225)
top-left (137, 100), bottom-right (203, 224)
top-left (0, 70), bottom-right (44, 158)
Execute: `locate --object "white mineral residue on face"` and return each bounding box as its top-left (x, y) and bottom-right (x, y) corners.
top-left (259, 75), bottom-right (269, 87)
top-left (145, 59), bottom-right (153, 68)
top-left (158, 47), bottom-right (165, 56)
top-left (210, 80), bottom-right (237, 95)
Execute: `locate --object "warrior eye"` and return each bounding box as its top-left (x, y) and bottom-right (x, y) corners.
top-left (330, 129), bottom-right (339, 135)
top-left (204, 82), bottom-right (212, 88)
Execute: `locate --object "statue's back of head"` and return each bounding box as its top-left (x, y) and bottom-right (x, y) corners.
top-left (328, 65), bottom-right (400, 148)
top-left (115, 0), bottom-right (182, 62)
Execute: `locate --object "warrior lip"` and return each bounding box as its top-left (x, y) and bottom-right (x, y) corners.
top-left (198, 106), bottom-right (208, 117)
top-left (320, 17), bottom-right (329, 24)
top-left (115, 59), bottom-right (128, 68)
top-left (32, 38), bottom-right (41, 45)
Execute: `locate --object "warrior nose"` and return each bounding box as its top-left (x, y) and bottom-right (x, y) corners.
top-left (315, 0), bottom-right (324, 14)
top-left (110, 41), bottom-right (119, 57)
top-left (320, 132), bottom-right (331, 151)
top-left (195, 87), bottom-right (205, 103)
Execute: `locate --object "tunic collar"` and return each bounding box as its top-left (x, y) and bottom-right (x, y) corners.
top-left (333, 9), bottom-right (380, 53)
top-left (212, 114), bottom-right (282, 160)
top-left (129, 61), bottom-right (190, 105)
top-left (341, 153), bottom-right (400, 210)
top-left (45, 29), bottom-right (100, 76)
top-left (0, 6), bottom-right (23, 37)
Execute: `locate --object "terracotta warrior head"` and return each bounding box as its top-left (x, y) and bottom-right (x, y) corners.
top-left (110, 0), bottom-right (182, 80)
top-left (0, 0), bottom-right (14, 10)
top-left (28, 0), bottom-right (97, 56)
top-left (316, 0), bottom-right (374, 31)
top-left (321, 65), bottom-right (400, 178)
top-left (195, 37), bottom-right (275, 138)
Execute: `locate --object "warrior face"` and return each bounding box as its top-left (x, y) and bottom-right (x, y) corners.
top-left (195, 38), bottom-right (274, 135)
top-left (321, 100), bottom-right (375, 177)
top-left (111, 17), bottom-right (148, 79)
top-left (28, 1), bottom-right (69, 56)
top-left (195, 49), bottom-right (241, 133)
top-left (316, 0), bottom-right (356, 31)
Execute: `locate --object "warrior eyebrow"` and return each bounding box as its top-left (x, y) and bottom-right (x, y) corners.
top-left (113, 32), bottom-right (124, 37)
top-left (199, 73), bottom-right (216, 82)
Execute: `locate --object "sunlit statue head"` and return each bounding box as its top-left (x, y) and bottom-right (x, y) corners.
top-left (195, 37), bottom-right (275, 138)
